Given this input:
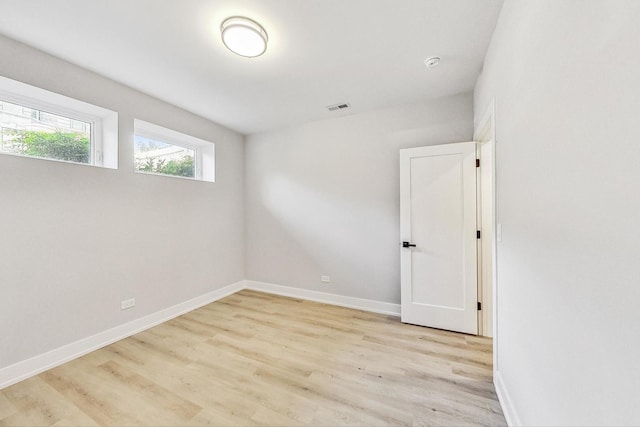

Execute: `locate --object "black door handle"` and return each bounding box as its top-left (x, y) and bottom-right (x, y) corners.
top-left (402, 241), bottom-right (416, 248)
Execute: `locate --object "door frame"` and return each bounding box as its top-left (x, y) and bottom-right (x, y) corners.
top-left (474, 98), bottom-right (497, 350)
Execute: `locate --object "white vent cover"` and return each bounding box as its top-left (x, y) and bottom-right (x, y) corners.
top-left (326, 103), bottom-right (350, 112)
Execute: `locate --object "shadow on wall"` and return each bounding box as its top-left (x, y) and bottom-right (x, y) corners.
top-left (259, 173), bottom-right (397, 290)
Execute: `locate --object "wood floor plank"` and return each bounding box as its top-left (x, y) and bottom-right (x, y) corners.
top-left (0, 393), bottom-right (17, 421)
top-left (1, 377), bottom-right (99, 427)
top-left (0, 290), bottom-right (506, 426)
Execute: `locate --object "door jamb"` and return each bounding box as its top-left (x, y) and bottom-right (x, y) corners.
top-left (473, 99), bottom-right (497, 346)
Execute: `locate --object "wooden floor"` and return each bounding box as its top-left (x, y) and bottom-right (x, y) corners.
top-left (0, 290), bottom-right (506, 426)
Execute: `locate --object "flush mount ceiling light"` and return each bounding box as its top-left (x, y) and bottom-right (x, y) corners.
top-left (221, 16), bottom-right (268, 58)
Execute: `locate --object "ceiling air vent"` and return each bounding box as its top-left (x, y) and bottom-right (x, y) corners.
top-left (326, 103), bottom-right (351, 112)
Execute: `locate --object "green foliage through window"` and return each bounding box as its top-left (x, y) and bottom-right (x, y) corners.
top-left (135, 156), bottom-right (195, 178)
top-left (1, 129), bottom-right (90, 163)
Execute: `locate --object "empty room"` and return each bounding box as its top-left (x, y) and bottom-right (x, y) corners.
top-left (0, 1), bottom-right (638, 426)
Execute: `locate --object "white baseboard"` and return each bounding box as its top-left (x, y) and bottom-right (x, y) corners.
top-left (0, 281), bottom-right (244, 390)
top-left (494, 369), bottom-right (521, 426)
top-left (245, 280), bottom-right (401, 317)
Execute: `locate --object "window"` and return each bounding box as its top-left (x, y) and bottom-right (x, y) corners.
top-left (0, 76), bottom-right (118, 168)
top-left (134, 134), bottom-right (196, 179)
top-left (134, 119), bottom-right (215, 182)
top-left (0, 100), bottom-right (92, 164)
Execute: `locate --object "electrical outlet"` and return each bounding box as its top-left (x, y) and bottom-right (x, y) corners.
top-left (121, 298), bottom-right (136, 310)
top-left (321, 275), bottom-right (331, 283)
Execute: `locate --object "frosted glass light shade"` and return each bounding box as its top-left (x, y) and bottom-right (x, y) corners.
top-left (221, 17), bottom-right (268, 57)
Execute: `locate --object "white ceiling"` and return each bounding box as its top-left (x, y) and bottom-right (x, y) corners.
top-left (0, 0), bottom-right (503, 135)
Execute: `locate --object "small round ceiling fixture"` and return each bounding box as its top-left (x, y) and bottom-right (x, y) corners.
top-left (424, 56), bottom-right (441, 68)
top-left (221, 16), bottom-right (268, 58)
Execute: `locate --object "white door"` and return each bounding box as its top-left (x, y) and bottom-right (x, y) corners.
top-left (400, 142), bottom-right (478, 335)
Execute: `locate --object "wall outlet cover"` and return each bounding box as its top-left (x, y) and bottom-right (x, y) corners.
top-left (121, 298), bottom-right (136, 310)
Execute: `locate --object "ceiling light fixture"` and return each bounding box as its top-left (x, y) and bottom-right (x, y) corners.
top-left (221, 16), bottom-right (268, 58)
top-left (424, 56), bottom-right (441, 68)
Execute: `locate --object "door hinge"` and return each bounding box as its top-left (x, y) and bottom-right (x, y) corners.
top-left (477, 302), bottom-right (482, 311)
top-left (476, 158), bottom-right (480, 167)
top-left (477, 230), bottom-right (481, 239)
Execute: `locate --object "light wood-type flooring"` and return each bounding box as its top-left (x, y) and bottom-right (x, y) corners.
top-left (0, 290), bottom-right (506, 426)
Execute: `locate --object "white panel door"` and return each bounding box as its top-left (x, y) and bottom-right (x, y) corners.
top-left (400, 142), bottom-right (478, 334)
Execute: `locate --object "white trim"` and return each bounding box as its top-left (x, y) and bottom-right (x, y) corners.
top-left (134, 119), bottom-right (210, 152)
top-left (0, 281), bottom-right (244, 390)
top-left (474, 99), bottom-right (498, 353)
top-left (0, 76), bottom-right (114, 123)
top-left (245, 280), bottom-right (401, 317)
top-left (495, 370), bottom-right (521, 426)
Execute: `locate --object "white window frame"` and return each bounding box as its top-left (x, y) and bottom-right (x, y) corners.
top-left (133, 119), bottom-right (215, 182)
top-left (0, 75), bottom-right (118, 169)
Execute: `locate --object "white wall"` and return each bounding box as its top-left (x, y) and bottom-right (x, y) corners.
top-left (245, 93), bottom-right (473, 304)
top-left (0, 35), bottom-right (245, 369)
top-left (474, 1), bottom-right (640, 425)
